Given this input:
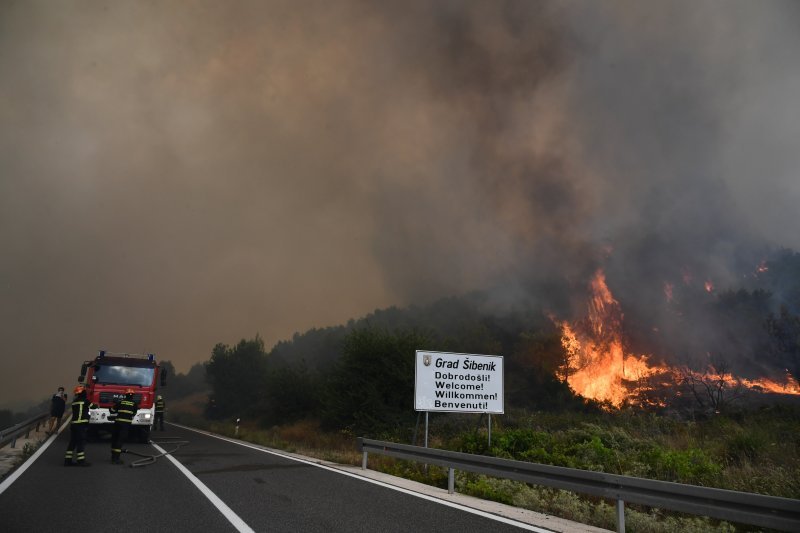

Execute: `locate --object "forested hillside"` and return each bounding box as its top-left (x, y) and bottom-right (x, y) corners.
top-left (195, 250), bottom-right (800, 436)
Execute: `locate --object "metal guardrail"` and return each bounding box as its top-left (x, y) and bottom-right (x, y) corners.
top-left (357, 437), bottom-right (800, 533)
top-left (0, 412), bottom-right (49, 449)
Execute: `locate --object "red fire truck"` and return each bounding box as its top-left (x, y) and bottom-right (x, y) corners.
top-left (78, 350), bottom-right (167, 442)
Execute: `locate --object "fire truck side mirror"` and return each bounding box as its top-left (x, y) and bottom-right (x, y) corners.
top-left (160, 368), bottom-right (167, 386)
top-left (79, 363), bottom-right (88, 383)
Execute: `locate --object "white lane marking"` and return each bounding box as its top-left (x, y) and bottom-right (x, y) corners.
top-left (171, 423), bottom-right (554, 533)
top-left (150, 440), bottom-right (255, 533)
top-left (0, 419), bottom-right (69, 496)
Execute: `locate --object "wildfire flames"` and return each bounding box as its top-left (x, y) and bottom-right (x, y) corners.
top-left (558, 270), bottom-right (800, 407)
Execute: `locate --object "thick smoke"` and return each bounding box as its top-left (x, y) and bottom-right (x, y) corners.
top-left (368, 1), bottom-right (800, 377)
top-left (1, 1), bottom-right (798, 406)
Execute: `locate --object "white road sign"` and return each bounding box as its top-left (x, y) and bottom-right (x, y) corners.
top-left (414, 350), bottom-right (504, 413)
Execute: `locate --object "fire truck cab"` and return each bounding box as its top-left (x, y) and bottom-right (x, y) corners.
top-left (78, 350), bottom-right (167, 442)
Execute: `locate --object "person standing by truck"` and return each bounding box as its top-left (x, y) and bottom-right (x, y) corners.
top-left (154, 395), bottom-right (166, 431)
top-left (48, 386), bottom-right (67, 434)
top-left (110, 388), bottom-right (138, 465)
top-left (64, 385), bottom-right (95, 466)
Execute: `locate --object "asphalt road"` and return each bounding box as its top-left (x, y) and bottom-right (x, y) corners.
top-left (0, 423), bottom-right (551, 533)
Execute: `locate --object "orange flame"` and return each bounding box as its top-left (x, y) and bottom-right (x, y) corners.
top-left (739, 371), bottom-right (800, 395)
top-left (557, 269), bottom-right (800, 407)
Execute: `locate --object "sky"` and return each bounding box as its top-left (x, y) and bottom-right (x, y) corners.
top-left (1, 1), bottom-right (799, 409)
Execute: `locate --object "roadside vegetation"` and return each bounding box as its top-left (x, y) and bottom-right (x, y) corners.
top-left (162, 250), bottom-right (800, 531)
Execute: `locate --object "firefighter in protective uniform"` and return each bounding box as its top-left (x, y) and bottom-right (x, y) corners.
top-left (110, 388), bottom-right (139, 464)
top-left (154, 395), bottom-right (166, 431)
top-left (64, 385), bottom-right (96, 466)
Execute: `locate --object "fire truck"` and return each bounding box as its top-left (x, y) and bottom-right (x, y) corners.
top-left (78, 350), bottom-right (167, 442)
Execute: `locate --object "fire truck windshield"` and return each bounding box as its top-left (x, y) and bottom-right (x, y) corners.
top-left (92, 365), bottom-right (154, 386)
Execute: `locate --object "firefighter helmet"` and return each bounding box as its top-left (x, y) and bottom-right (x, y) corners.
top-left (125, 388), bottom-right (135, 395)
top-left (74, 385), bottom-right (85, 395)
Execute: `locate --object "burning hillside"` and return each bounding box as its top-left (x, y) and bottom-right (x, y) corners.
top-left (557, 270), bottom-right (800, 409)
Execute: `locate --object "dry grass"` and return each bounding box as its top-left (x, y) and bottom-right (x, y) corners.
top-left (203, 418), bottom-right (363, 466)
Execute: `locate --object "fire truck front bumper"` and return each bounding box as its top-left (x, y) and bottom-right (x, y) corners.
top-left (89, 408), bottom-right (155, 426)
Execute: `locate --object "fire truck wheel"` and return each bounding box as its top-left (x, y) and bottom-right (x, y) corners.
top-left (138, 427), bottom-right (151, 443)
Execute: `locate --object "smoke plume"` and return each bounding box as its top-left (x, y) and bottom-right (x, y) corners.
top-left (1, 1), bottom-right (798, 406)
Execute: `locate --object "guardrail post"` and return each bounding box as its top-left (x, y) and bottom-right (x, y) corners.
top-left (616, 499), bottom-right (625, 533)
top-left (448, 468), bottom-right (455, 494)
top-left (11, 436), bottom-right (17, 448)
top-left (356, 438), bottom-right (367, 470)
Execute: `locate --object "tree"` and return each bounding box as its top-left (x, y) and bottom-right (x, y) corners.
top-left (160, 360), bottom-right (176, 383)
top-left (323, 327), bottom-right (433, 434)
top-left (678, 361), bottom-right (747, 415)
top-left (0, 409), bottom-right (13, 429)
top-left (507, 329), bottom-right (579, 410)
top-left (204, 336), bottom-right (269, 419)
top-left (260, 360), bottom-right (322, 425)
top-left (765, 306), bottom-right (800, 380)
top-left (159, 361), bottom-right (208, 400)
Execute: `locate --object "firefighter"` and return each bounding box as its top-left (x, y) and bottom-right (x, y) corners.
top-left (110, 388), bottom-right (139, 465)
top-left (64, 385), bottom-right (96, 466)
top-left (154, 395), bottom-right (166, 431)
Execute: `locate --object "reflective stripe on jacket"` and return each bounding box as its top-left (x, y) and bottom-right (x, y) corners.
top-left (155, 399), bottom-right (165, 413)
top-left (112, 398), bottom-right (138, 424)
top-left (71, 398), bottom-right (93, 424)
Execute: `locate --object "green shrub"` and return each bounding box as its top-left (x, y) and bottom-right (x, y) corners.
top-left (20, 442), bottom-right (37, 461)
top-left (642, 445), bottom-right (721, 484)
top-left (571, 435), bottom-right (616, 471)
top-left (458, 473), bottom-right (517, 505)
top-left (723, 431), bottom-right (767, 465)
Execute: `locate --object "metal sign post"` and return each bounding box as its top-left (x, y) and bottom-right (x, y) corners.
top-left (424, 411), bottom-right (429, 448)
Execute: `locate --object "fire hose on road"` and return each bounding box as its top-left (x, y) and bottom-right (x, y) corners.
top-left (122, 437), bottom-right (189, 468)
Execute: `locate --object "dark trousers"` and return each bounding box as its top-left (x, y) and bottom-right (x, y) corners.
top-left (65, 424), bottom-right (88, 464)
top-left (111, 422), bottom-right (131, 461)
top-left (154, 412), bottom-right (164, 430)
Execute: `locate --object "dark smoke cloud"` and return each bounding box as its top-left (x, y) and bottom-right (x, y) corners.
top-left (1, 1), bottom-right (798, 406)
